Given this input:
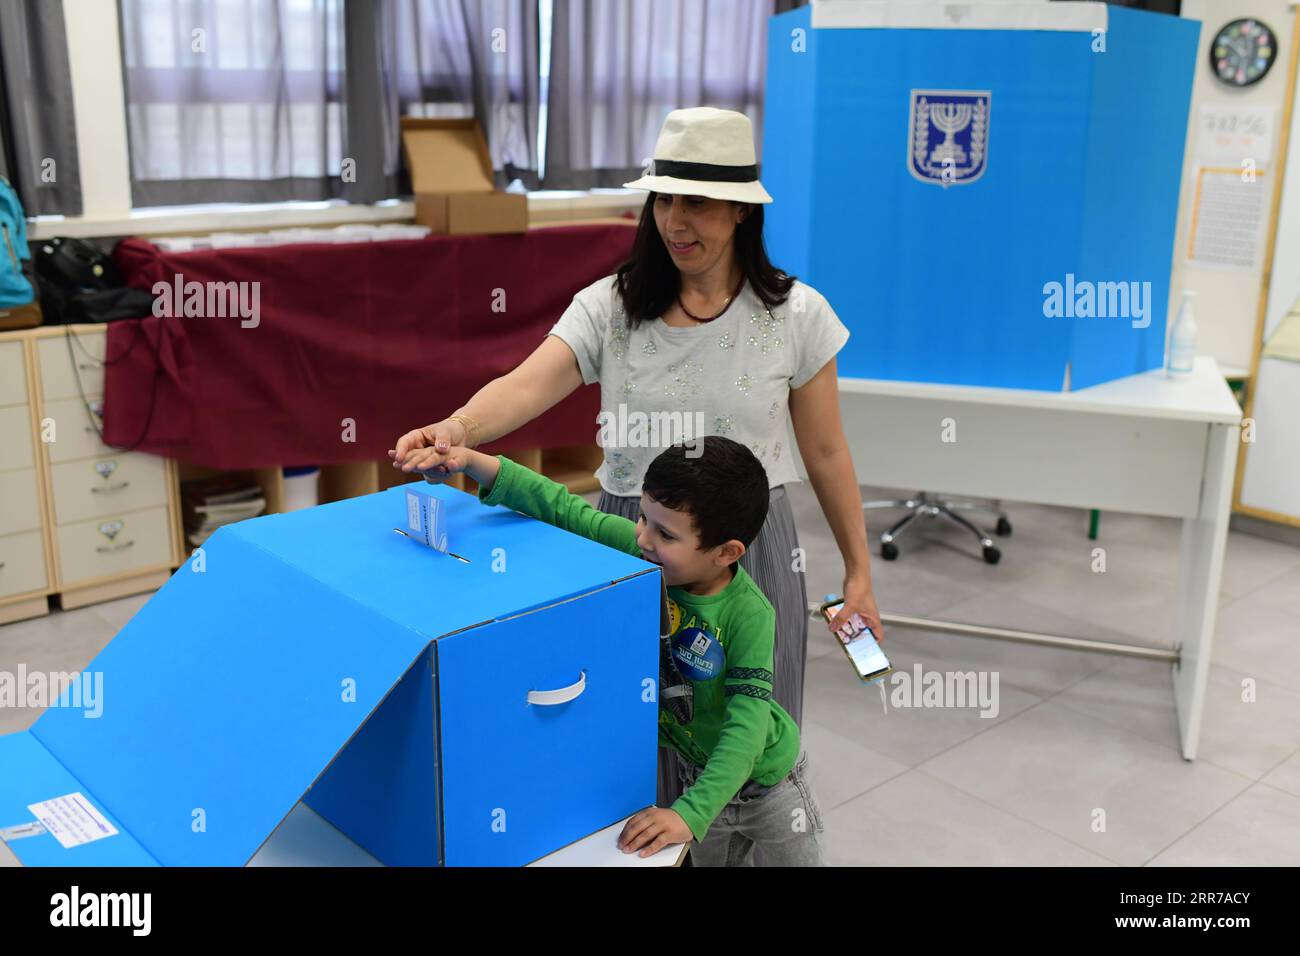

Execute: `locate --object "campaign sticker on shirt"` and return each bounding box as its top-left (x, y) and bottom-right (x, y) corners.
top-left (671, 626), bottom-right (724, 682)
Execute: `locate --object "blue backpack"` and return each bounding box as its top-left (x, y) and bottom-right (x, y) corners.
top-left (0, 175), bottom-right (34, 308)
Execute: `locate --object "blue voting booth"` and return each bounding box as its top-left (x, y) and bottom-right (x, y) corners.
top-left (763, 1), bottom-right (1199, 390)
top-left (0, 484), bottom-right (660, 866)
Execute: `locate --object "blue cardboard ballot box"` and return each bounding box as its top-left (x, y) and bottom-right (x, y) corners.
top-left (762, 1), bottom-right (1200, 390)
top-left (0, 483), bottom-right (661, 866)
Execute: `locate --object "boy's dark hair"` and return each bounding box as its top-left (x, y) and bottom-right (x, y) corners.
top-left (642, 436), bottom-right (769, 551)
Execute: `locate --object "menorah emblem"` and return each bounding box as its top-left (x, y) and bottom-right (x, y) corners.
top-left (908, 89), bottom-right (991, 187)
top-left (929, 102), bottom-right (973, 166)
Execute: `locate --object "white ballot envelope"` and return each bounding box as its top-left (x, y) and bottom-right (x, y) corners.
top-left (404, 487), bottom-right (449, 552)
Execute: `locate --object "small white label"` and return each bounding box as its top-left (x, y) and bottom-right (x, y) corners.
top-left (27, 793), bottom-right (119, 849)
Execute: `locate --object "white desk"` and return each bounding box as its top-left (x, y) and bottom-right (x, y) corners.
top-left (0, 802), bottom-right (688, 867)
top-left (247, 802), bottom-right (686, 867)
top-left (823, 357), bottom-right (1242, 759)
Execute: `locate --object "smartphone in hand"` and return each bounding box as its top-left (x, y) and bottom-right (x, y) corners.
top-left (820, 597), bottom-right (892, 683)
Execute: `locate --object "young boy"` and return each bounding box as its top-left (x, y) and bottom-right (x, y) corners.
top-left (419, 435), bottom-right (824, 866)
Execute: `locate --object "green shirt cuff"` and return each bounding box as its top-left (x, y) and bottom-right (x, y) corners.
top-left (669, 797), bottom-right (711, 843)
top-left (477, 455), bottom-right (516, 507)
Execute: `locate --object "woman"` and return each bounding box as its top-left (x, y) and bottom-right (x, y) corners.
top-left (391, 106), bottom-right (880, 784)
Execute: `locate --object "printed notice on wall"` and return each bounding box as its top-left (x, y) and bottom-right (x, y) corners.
top-left (27, 793), bottom-right (119, 849)
top-left (1187, 167), bottom-right (1269, 271)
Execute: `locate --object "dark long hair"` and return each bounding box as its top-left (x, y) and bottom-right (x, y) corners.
top-left (614, 193), bottom-right (796, 328)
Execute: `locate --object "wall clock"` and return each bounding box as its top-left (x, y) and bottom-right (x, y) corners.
top-left (1210, 18), bottom-right (1277, 87)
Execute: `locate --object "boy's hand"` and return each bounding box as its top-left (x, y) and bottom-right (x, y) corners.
top-left (617, 807), bottom-right (692, 858)
top-left (406, 445), bottom-right (501, 492)
top-left (406, 445), bottom-right (470, 481)
top-left (389, 418), bottom-right (469, 468)
top-left (389, 421), bottom-right (467, 483)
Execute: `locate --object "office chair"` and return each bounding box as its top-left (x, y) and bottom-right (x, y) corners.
top-left (863, 494), bottom-right (1011, 564)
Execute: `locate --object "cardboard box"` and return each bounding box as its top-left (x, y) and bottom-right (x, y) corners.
top-left (763, 2), bottom-right (1198, 390)
top-left (0, 482), bottom-right (660, 866)
top-left (401, 117), bottom-right (529, 235)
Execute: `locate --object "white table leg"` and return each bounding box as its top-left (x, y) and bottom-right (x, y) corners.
top-left (1173, 422), bottom-right (1240, 760)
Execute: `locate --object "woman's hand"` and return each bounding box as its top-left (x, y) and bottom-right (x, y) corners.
top-left (388, 419), bottom-right (468, 482)
top-left (828, 575), bottom-right (884, 643)
top-left (789, 360), bottom-right (883, 644)
top-left (408, 445), bottom-right (501, 492)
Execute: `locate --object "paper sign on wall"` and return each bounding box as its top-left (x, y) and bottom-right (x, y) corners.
top-left (1187, 167), bottom-right (1269, 271)
top-left (1196, 104), bottom-right (1275, 167)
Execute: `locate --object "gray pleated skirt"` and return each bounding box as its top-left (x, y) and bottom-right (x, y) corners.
top-left (596, 485), bottom-right (810, 808)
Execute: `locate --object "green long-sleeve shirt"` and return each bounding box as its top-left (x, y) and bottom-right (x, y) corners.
top-left (478, 455), bottom-right (800, 841)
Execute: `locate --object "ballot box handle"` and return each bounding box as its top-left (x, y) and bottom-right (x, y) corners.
top-left (527, 670), bottom-right (587, 706)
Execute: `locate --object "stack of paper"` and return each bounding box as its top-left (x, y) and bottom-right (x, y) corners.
top-left (181, 475), bottom-right (267, 546)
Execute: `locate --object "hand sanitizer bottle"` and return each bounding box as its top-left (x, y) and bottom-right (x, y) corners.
top-left (1166, 289), bottom-right (1197, 377)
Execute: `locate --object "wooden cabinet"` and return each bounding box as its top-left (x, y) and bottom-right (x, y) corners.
top-left (22, 326), bottom-right (180, 612)
top-left (0, 336), bottom-right (52, 624)
top-left (55, 507), bottom-right (173, 587)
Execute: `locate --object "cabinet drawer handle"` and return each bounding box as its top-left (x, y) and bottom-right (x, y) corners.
top-left (527, 671), bottom-right (587, 706)
top-left (95, 540), bottom-right (135, 554)
top-left (91, 481), bottom-right (130, 494)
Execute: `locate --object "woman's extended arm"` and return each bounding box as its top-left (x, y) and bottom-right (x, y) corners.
top-left (788, 357), bottom-right (884, 640)
top-left (390, 335), bottom-right (584, 475)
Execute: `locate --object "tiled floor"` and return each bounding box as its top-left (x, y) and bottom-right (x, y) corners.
top-left (787, 484), bottom-right (1300, 867)
top-left (2, 482), bottom-right (1298, 866)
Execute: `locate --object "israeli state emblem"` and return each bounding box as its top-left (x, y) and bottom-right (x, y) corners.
top-left (908, 89), bottom-right (991, 187)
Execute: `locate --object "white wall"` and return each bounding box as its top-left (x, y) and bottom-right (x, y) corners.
top-left (61, 0), bottom-right (132, 219)
top-left (1170, 0), bottom-right (1297, 374)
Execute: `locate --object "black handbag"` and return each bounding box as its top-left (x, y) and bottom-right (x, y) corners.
top-left (34, 237), bottom-right (147, 324)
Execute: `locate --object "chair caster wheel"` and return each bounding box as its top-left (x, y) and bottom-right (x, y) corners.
top-left (881, 541), bottom-right (899, 561)
top-left (982, 545), bottom-right (1001, 565)
top-left (995, 517), bottom-right (1012, 537)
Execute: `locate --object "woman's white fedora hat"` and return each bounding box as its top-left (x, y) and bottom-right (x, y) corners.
top-left (623, 106), bottom-right (774, 204)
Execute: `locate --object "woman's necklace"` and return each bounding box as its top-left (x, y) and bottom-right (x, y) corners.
top-left (678, 273), bottom-right (746, 323)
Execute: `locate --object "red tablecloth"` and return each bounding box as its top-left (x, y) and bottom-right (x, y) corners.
top-left (104, 222), bottom-right (636, 469)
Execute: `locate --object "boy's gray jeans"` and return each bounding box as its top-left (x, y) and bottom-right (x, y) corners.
top-left (678, 752), bottom-right (825, 867)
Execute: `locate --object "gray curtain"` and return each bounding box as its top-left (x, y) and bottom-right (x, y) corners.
top-left (119, 0), bottom-right (540, 205)
top-left (542, 0), bottom-right (790, 190)
top-left (119, 0), bottom-right (347, 206)
top-left (0, 0), bottom-right (82, 215)
top-left (342, 0), bottom-right (402, 203)
top-left (385, 0), bottom-right (541, 190)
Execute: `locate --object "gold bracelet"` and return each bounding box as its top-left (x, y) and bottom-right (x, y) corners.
top-left (448, 413), bottom-right (480, 449)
